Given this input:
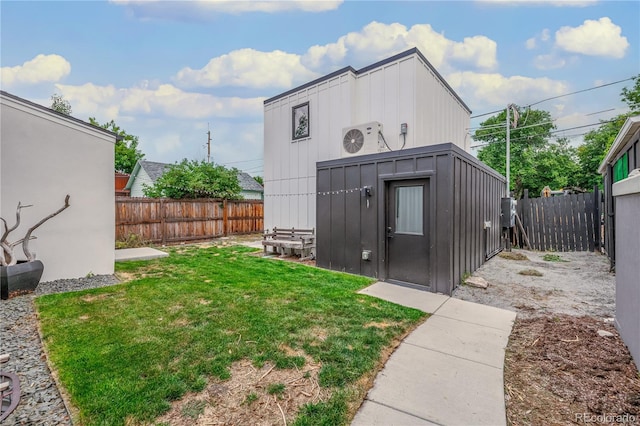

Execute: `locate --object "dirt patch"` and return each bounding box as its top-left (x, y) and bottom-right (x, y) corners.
top-left (253, 251), bottom-right (317, 267)
top-left (156, 358), bottom-right (330, 426)
top-left (454, 250), bottom-right (639, 425)
top-left (80, 294), bottom-right (111, 303)
top-left (499, 251), bottom-right (529, 261)
top-left (505, 315), bottom-right (640, 425)
top-left (518, 269), bottom-right (543, 277)
top-left (454, 249), bottom-right (615, 318)
top-left (364, 321), bottom-right (398, 329)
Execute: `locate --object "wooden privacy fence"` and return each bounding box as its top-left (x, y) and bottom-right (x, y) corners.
top-left (116, 198), bottom-right (264, 244)
top-left (515, 188), bottom-right (601, 252)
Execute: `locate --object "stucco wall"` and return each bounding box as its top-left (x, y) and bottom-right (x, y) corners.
top-left (612, 174), bottom-right (640, 368)
top-left (1, 94), bottom-right (115, 282)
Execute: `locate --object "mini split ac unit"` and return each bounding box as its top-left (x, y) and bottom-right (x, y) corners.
top-left (341, 122), bottom-right (384, 157)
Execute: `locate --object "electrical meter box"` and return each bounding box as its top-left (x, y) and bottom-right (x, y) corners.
top-left (501, 197), bottom-right (517, 228)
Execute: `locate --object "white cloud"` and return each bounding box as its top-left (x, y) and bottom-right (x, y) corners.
top-left (174, 49), bottom-right (319, 89)
top-left (111, 0), bottom-right (342, 20)
top-left (303, 21), bottom-right (498, 72)
top-left (555, 17), bottom-right (629, 58)
top-left (526, 37), bottom-right (537, 49)
top-left (54, 82), bottom-right (264, 121)
top-left (533, 54), bottom-right (566, 70)
top-left (525, 28), bottom-right (551, 50)
top-left (447, 71), bottom-right (569, 109)
top-left (175, 21), bottom-right (498, 90)
top-left (541, 28), bottom-right (551, 41)
top-left (155, 133), bottom-right (182, 155)
top-left (1, 54), bottom-right (71, 88)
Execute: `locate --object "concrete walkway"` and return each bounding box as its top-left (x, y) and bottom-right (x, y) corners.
top-left (114, 247), bottom-right (169, 262)
top-left (352, 282), bottom-right (517, 426)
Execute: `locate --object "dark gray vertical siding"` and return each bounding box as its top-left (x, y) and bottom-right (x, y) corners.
top-left (316, 169), bottom-right (332, 269)
top-left (435, 153), bottom-right (453, 294)
top-left (360, 163), bottom-right (378, 278)
top-left (330, 168), bottom-right (346, 269)
top-left (316, 143), bottom-right (504, 295)
top-left (344, 165), bottom-right (361, 273)
top-left (448, 153), bottom-right (505, 292)
top-left (452, 158), bottom-right (461, 294)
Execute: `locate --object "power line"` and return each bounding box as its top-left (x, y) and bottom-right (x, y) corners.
top-left (528, 77), bottom-right (634, 108)
top-left (469, 76), bottom-right (635, 119)
top-left (223, 158), bottom-right (263, 165)
top-left (470, 118), bottom-right (619, 148)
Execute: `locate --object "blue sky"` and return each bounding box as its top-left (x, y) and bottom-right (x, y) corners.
top-left (2, 1), bottom-right (638, 177)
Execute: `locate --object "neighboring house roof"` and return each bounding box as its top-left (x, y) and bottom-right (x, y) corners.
top-left (125, 160), bottom-right (263, 193)
top-left (141, 160), bottom-right (173, 182)
top-left (0, 90), bottom-right (121, 140)
top-left (238, 172), bottom-right (264, 192)
top-left (598, 115), bottom-right (640, 174)
top-left (125, 160), bottom-right (173, 190)
top-left (263, 47), bottom-right (471, 113)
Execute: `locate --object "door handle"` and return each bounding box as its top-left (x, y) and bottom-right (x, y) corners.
top-left (387, 227), bottom-right (394, 239)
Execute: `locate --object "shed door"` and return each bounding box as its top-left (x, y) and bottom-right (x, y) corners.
top-left (386, 179), bottom-right (430, 287)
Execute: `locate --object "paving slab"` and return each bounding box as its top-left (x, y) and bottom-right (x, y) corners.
top-left (358, 282), bottom-right (450, 313)
top-left (365, 343), bottom-right (507, 426)
top-left (114, 247), bottom-right (169, 262)
top-left (404, 315), bottom-right (511, 369)
top-left (352, 400), bottom-right (439, 426)
top-left (435, 297), bottom-right (516, 331)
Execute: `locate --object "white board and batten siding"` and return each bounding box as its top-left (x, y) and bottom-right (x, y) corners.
top-left (129, 168), bottom-right (153, 198)
top-left (264, 71), bottom-right (356, 231)
top-left (263, 48), bottom-right (471, 231)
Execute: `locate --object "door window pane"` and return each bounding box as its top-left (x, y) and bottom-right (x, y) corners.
top-left (396, 185), bottom-right (423, 235)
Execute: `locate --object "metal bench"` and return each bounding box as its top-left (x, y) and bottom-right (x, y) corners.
top-left (262, 227), bottom-right (315, 260)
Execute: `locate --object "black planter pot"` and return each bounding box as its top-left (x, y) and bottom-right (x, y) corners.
top-left (0, 260), bottom-right (44, 300)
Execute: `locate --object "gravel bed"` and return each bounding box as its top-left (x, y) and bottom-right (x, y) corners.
top-left (1, 274), bottom-right (119, 425)
top-left (453, 249), bottom-right (615, 318)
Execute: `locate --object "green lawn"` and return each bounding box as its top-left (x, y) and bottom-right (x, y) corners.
top-left (36, 246), bottom-right (425, 425)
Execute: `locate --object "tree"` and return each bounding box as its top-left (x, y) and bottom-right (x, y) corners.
top-left (253, 176), bottom-right (264, 186)
top-left (1, 195), bottom-right (70, 266)
top-left (475, 107), bottom-right (578, 198)
top-left (574, 74), bottom-right (640, 189)
top-left (143, 159), bottom-right (242, 199)
top-left (89, 118), bottom-right (144, 174)
top-left (50, 93), bottom-right (72, 115)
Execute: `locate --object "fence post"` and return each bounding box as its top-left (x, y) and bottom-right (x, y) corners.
top-left (160, 199), bottom-right (166, 246)
top-left (223, 199), bottom-right (228, 237)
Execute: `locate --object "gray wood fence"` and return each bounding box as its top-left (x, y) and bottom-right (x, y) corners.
top-left (515, 188), bottom-right (601, 252)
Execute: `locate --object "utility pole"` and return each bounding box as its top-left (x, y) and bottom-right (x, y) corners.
top-left (505, 103), bottom-right (518, 196)
top-left (207, 125), bottom-right (212, 164)
top-left (506, 104), bottom-right (510, 196)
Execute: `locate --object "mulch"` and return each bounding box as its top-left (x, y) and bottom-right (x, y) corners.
top-left (505, 315), bottom-right (640, 425)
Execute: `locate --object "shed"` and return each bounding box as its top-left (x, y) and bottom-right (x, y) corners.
top-left (264, 48), bottom-right (471, 232)
top-left (598, 115), bottom-right (640, 267)
top-left (115, 172), bottom-right (131, 196)
top-left (598, 114), bottom-right (640, 368)
top-left (316, 143), bottom-right (504, 295)
top-left (1, 90), bottom-right (117, 282)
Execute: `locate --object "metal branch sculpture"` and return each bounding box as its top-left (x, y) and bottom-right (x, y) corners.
top-left (0, 195), bottom-right (70, 267)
